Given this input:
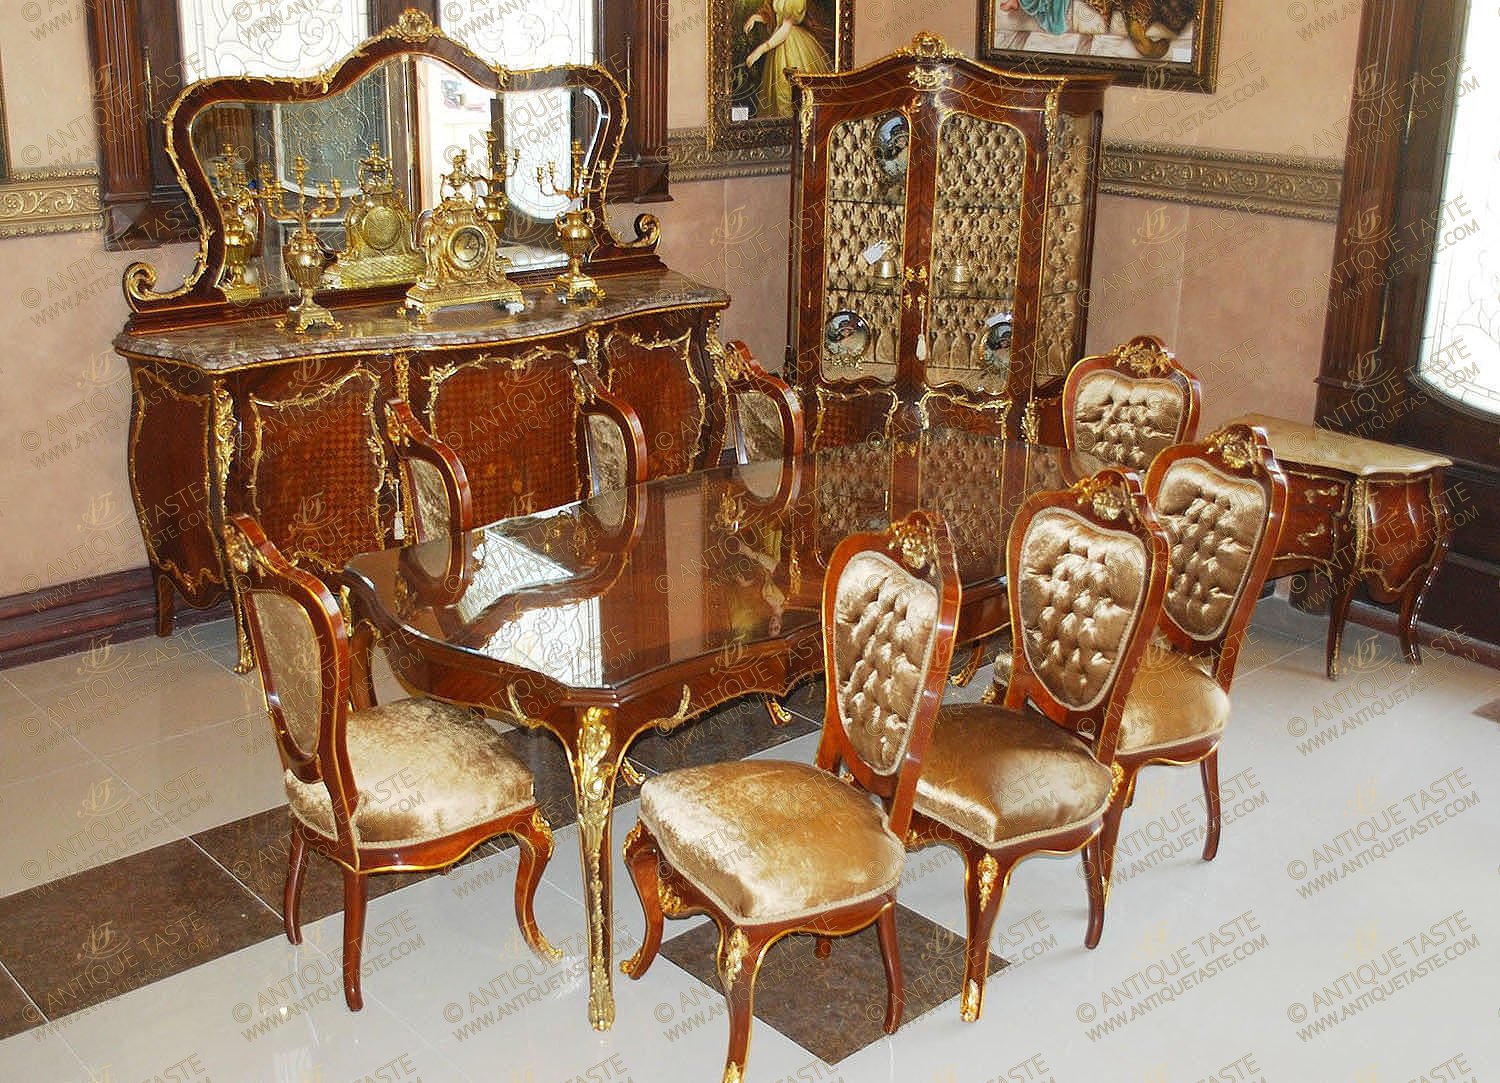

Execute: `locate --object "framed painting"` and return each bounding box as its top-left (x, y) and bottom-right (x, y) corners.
top-left (977, 0), bottom-right (1223, 92)
top-left (708, 0), bottom-right (855, 151)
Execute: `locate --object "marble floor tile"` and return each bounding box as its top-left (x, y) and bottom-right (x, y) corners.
top-left (0, 680), bottom-right (97, 787)
top-left (660, 903), bottom-right (1004, 1066)
top-left (0, 840), bottom-right (280, 1022)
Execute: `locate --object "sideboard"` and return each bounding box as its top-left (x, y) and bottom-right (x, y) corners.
top-left (117, 270), bottom-right (729, 670)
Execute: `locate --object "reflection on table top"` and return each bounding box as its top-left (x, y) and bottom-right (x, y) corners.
top-left (344, 429), bottom-right (1104, 693)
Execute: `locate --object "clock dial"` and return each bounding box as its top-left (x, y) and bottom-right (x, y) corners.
top-left (448, 225), bottom-right (487, 271)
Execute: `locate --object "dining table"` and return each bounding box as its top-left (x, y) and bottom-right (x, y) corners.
top-left (341, 427), bottom-right (1105, 1029)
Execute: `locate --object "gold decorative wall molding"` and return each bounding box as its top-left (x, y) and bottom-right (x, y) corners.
top-left (0, 168), bottom-right (104, 239)
top-left (669, 128), bottom-right (792, 183)
top-left (1097, 141), bottom-right (1342, 222)
top-left (670, 128), bottom-right (1343, 221)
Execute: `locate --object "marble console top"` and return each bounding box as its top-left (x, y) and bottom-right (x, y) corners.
top-left (115, 270), bottom-right (729, 371)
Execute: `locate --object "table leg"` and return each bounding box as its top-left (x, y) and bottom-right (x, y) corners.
top-left (1398, 477), bottom-right (1453, 666)
top-left (1325, 571), bottom-right (1358, 680)
top-left (569, 705), bottom-right (623, 1031)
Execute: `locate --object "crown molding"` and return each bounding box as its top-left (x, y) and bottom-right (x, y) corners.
top-left (0, 167), bottom-right (104, 239)
top-left (669, 128), bottom-right (792, 183)
top-left (669, 128), bottom-right (1344, 221)
top-left (1097, 141), bottom-right (1343, 222)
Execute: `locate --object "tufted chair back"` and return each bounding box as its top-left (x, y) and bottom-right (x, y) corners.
top-left (1144, 424), bottom-right (1287, 685)
top-left (1063, 335), bottom-right (1201, 471)
top-left (1004, 469), bottom-right (1170, 761)
top-left (818, 511), bottom-right (961, 836)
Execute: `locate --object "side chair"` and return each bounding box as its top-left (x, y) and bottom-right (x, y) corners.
top-left (906, 469), bottom-right (1171, 1022)
top-left (620, 510), bottom-right (962, 1083)
top-left (1091, 424), bottom-right (1287, 919)
top-left (223, 513), bottom-right (559, 1011)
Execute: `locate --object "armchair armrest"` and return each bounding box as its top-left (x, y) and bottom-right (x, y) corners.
top-left (572, 359), bottom-right (649, 498)
top-left (721, 340), bottom-right (805, 463)
top-left (385, 398), bottom-right (474, 540)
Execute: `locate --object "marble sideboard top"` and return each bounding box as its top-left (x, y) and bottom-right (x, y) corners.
top-left (115, 270), bottom-right (730, 370)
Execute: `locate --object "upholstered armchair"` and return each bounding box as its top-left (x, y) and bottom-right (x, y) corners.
top-left (1062, 334), bottom-right (1202, 471)
top-left (223, 513), bottom-right (558, 1011)
top-left (1092, 425), bottom-right (1287, 922)
top-left (906, 470), bottom-right (1170, 1022)
top-left (621, 511), bottom-right (961, 1083)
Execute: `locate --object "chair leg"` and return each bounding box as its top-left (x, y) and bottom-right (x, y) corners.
top-left (763, 694), bottom-right (793, 727)
top-left (949, 642), bottom-right (985, 687)
top-left (620, 827), bottom-right (665, 980)
top-left (1086, 765), bottom-right (1136, 950)
top-left (1083, 836), bottom-right (1106, 950)
top-left (1201, 751), bottom-right (1222, 861)
top-left (341, 868), bottom-right (369, 1011)
top-left (513, 811), bottom-right (561, 961)
top-left (283, 827), bottom-right (308, 945)
top-left (958, 845), bottom-right (1011, 1023)
top-left (719, 926), bottom-right (770, 1083)
top-left (875, 904), bottom-right (904, 1034)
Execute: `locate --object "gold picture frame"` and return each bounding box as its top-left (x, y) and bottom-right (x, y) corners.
top-left (708, 0), bottom-right (855, 151)
top-left (977, 0), bottom-right (1223, 93)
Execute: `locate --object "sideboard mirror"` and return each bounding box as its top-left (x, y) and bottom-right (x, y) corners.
top-left (124, 10), bottom-right (661, 328)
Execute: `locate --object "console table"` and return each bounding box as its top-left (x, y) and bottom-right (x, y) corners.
top-left (1230, 413), bottom-right (1452, 678)
top-left (117, 271), bottom-right (729, 670)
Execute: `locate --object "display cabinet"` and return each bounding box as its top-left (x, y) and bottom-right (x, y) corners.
top-left (787, 33), bottom-right (1107, 445)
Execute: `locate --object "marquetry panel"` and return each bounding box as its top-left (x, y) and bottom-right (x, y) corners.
top-left (246, 369), bottom-right (389, 575)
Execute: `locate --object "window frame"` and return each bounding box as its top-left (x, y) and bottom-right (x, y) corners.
top-left (85, 0), bottom-right (667, 250)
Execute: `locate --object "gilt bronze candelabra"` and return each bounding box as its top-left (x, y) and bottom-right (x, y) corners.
top-left (537, 140), bottom-right (604, 304)
top-left (257, 156), bottom-right (343, 334)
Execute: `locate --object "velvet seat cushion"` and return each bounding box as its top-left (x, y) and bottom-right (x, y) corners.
top-left (1118, 646), bottom-right (1230, 754)
top-left (639, 760), bottom-right (904, 924)
top-left (915, 702), bottom-right (1113, 848)
top-left (285, 698), bottom-right (534, 848)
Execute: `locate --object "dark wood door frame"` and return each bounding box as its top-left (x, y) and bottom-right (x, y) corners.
top-left (1313, 0), bottom-right (1500, 651)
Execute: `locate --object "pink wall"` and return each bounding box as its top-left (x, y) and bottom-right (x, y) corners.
top-left (0, 0), bottom-right (1363, 594)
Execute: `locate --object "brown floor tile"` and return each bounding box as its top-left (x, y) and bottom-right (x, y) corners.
top-left (661, 904), bottom-right (1004, 1065)
top-left (629, 696), bottom-right (819, 776)
top-left (190, 807), bottom-right (479, 928)
top-left (0, 966), bottom-right (40, 1040)
top-left (0, 840), bottom-right (283, 1023)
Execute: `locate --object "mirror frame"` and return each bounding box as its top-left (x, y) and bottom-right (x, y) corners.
top-left (87, 1), bottom-right (669, 252)
top-left (122, 9), bottom-right (663, 329)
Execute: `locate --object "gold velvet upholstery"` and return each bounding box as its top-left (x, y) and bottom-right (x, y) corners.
top-left (638, 760), bottom-right (904, 923)
top-left (286, 698), bottom-right (534, 847)
top-left (833, 550), bottom-right (941, 775)
top-left (915, 703), bottom-right (1113, 848)
top-left (1155, 458), bottom-right (1270, 641)
top-left (403, 457), bottom-right (453, 542)
top-left (1117, 644), bottom-right (1228, 753)
top-left (248, 588), bottom-right (322, 754)
top-left (735, 388), bottom-right (787, 465)
top-left (1015, 507), bottom-right (1149, 712)
top-left (1230, 412), bottom-right (1452, 476)
top-left (1070, 370), bottom-right (1185, 469)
